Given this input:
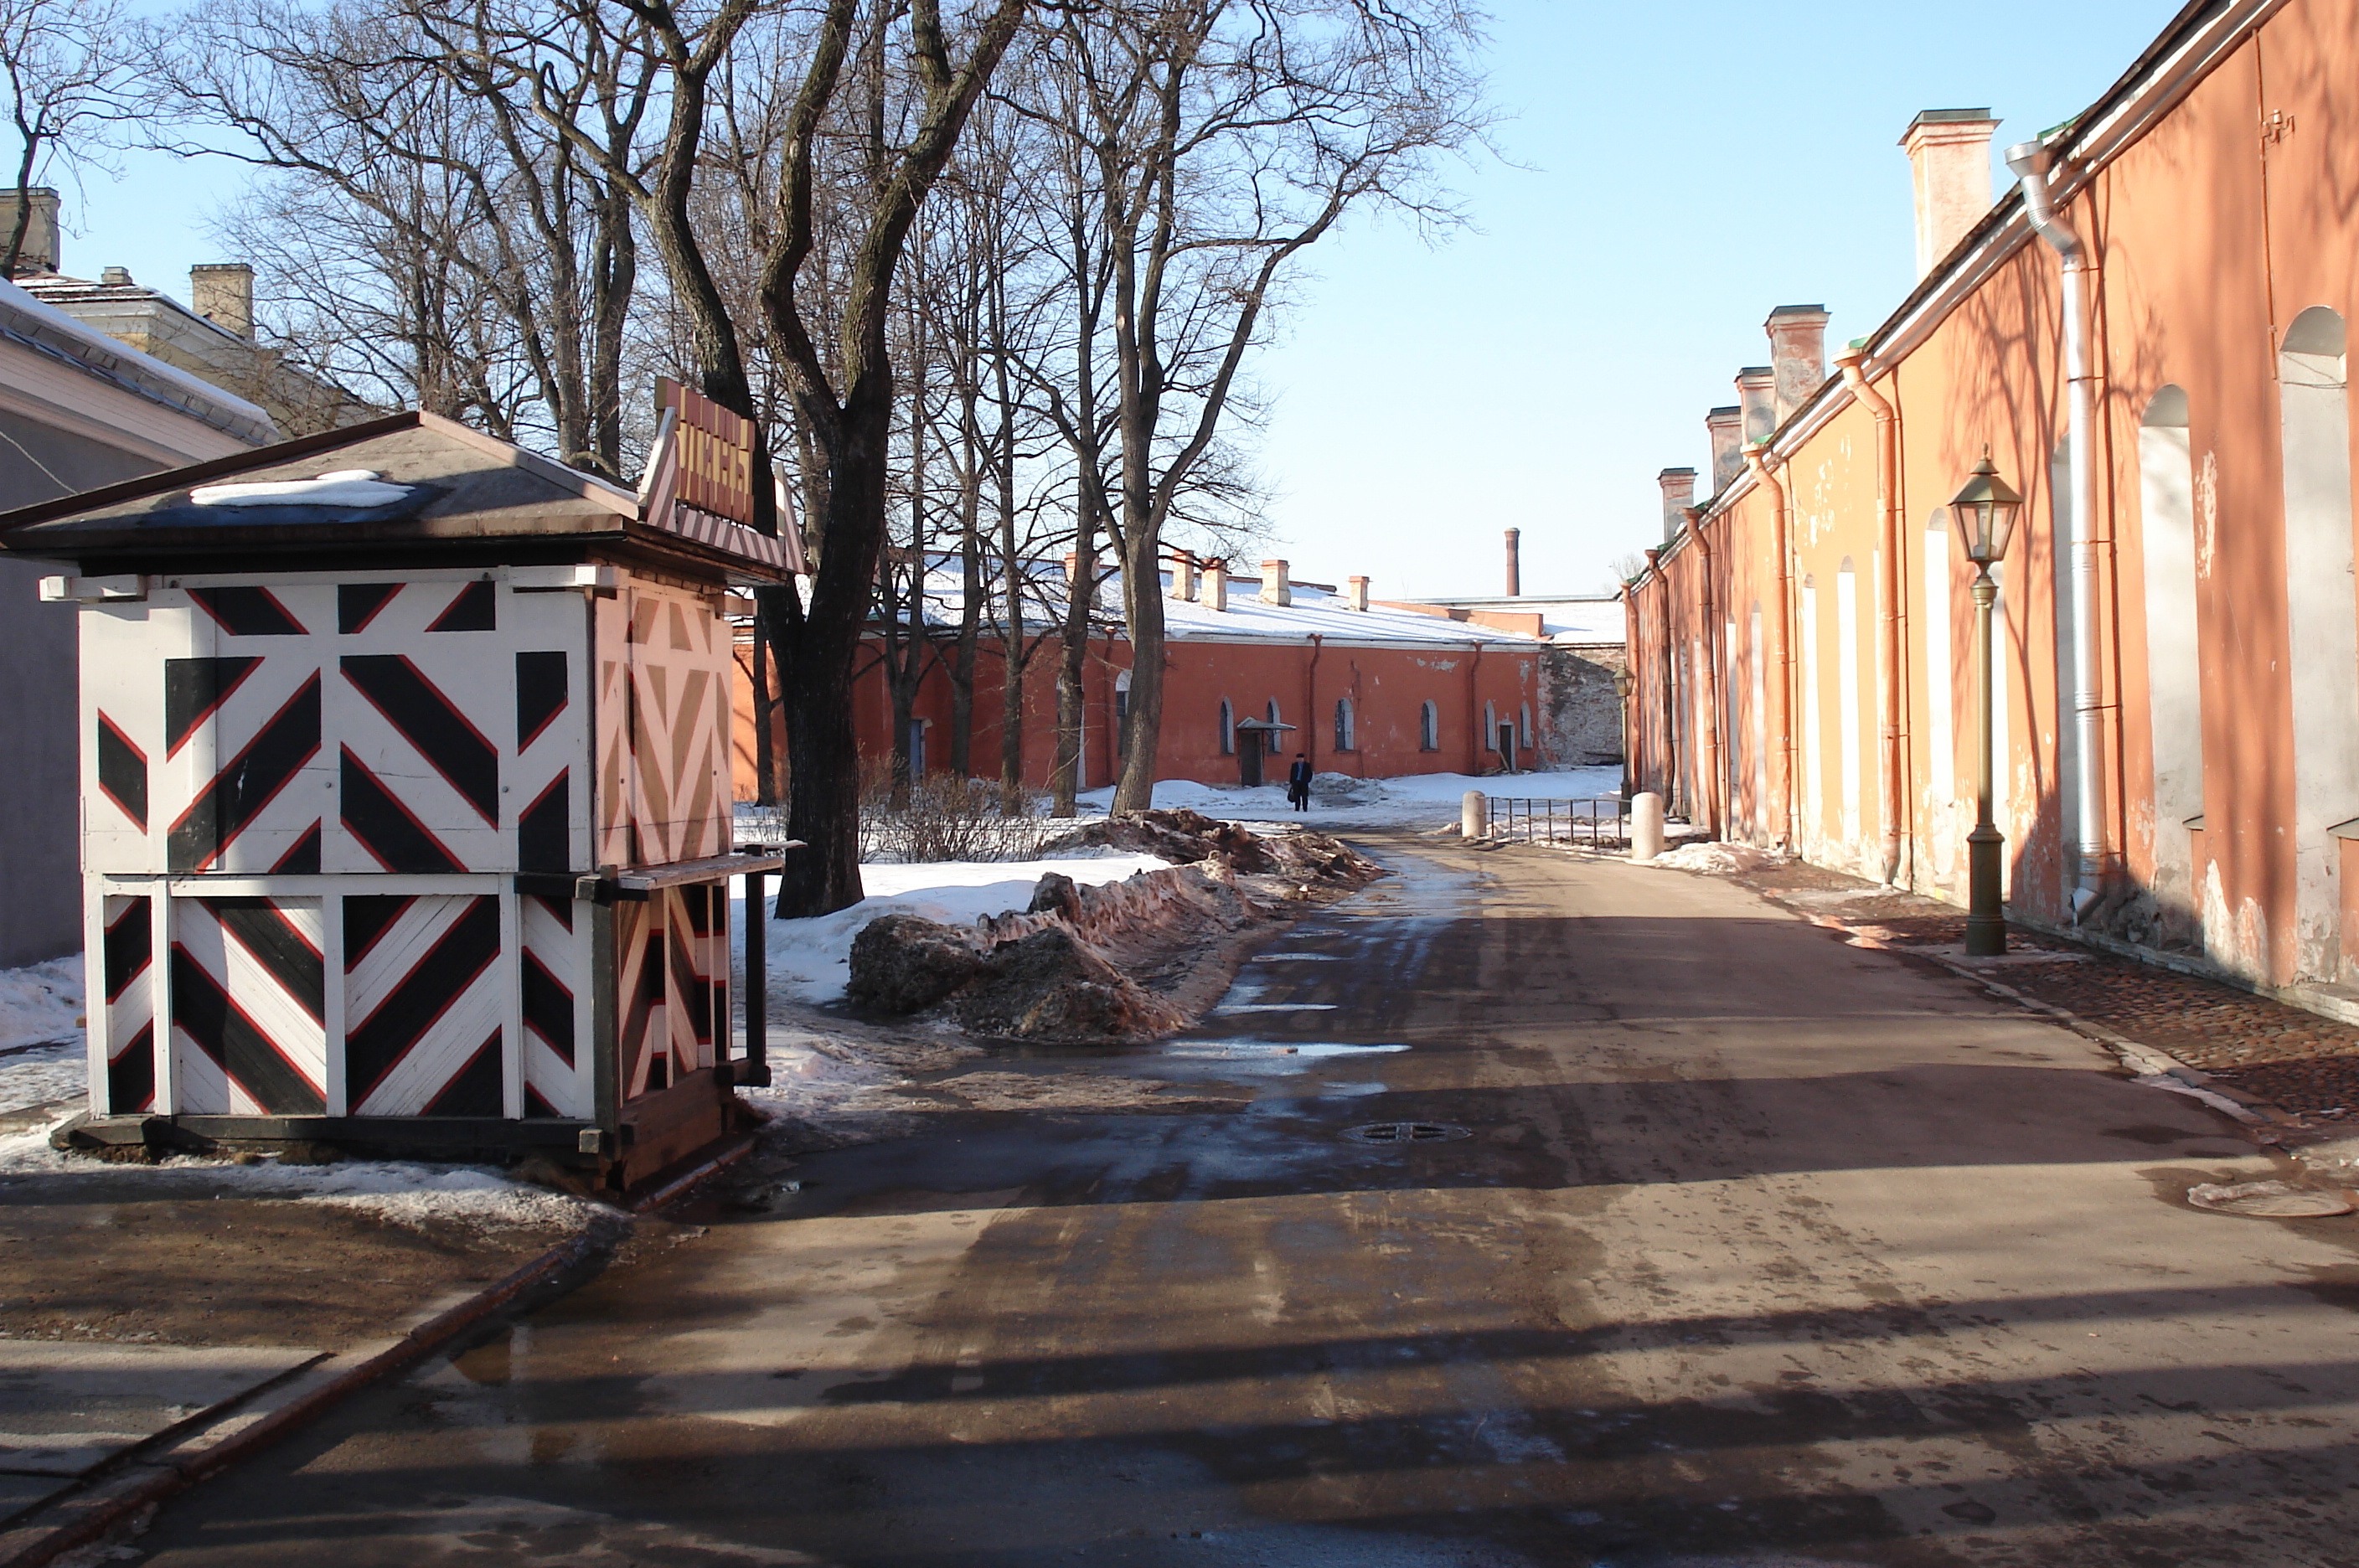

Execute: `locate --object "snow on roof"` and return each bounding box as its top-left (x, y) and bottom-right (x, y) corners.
top-left (895, 556), bottom-right (1547, 648)
top-left (0, 276), bottom-right (276, 445)
top-left (1391, 594), bottom-right (1626, 643)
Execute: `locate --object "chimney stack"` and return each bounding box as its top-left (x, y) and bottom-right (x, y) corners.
top-left (1737, 368), bottom-right (1778, 451)
top-left (0, 188), bottom-right (59, 275)
top-left (1504, 528), bottom-right (1521, 596)
top-left (1346, 575), bottom-right (1370, 611)
top-left (1706, 407), bottom-right (1745, 494)
top-left (1259, 559), bottom-right (1290, 606)
top-left (1168, 552), bottom-right (1198, 602)
top-left (1901, 109), bottom-right (2000, 279)
top-left (1204, 560), bottom-right (1227, 611)
top-left (1657, 469), bottom-right (1696, 543)
top-left (191, 262), bottom-right (256, 340)
top-left (1765, 305), bottom-right (1830, 424)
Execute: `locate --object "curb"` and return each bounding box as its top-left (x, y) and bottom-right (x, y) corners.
top-left (0, 1131), bottom-right (760, 1567)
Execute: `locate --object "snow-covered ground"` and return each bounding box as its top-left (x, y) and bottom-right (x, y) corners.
top-left (746, 850), bottom-right (1172, 1009)
top-left (1076, 766), bottom-right (1624, 830)
top-left (0, 957), bottom-right (80, 1052)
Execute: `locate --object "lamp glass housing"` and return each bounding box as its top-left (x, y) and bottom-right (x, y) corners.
top-left (1949, 454), bottom-right (2023, 567)
top-left (1613, 670), bottom-right (1634, 700)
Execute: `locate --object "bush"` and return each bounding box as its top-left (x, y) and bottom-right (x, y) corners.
top-left (857, 761), bottom-right (1066, 863)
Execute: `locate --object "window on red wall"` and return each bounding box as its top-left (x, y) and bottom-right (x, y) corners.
top-left (1420, 700), bottom-right (1438, 750)
top-left (1219, 699), bottom-right (1236, 755)
top-left (1334, 698), bottom-right (1355, 752)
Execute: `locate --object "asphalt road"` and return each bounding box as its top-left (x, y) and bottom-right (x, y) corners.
top-left (121, 838), bottom-right (2359, 1566)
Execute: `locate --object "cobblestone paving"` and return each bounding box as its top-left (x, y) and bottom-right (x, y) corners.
top-left (1723, 857), bottom-right (2359, 1128)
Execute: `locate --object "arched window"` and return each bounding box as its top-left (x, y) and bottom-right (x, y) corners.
top-left (1114, 668), bottom-right (1132, 756)
top-left (1265, 699), bottom-right (1283, 756)
top-left (2140, 385), bottom-right (2202, 924)
top-left (1218, 698), bottom-right (1235, 756)
top-left (2280, 307), bottom-right (2355, 978)
top-left (1334, 698), bottom-right (1355, 751)
top-left (1923, 508), bottom-right (1954, 806)
top-left (1836, 555), bottom-right (1861, 837)
top-left (1419, 700), bottom-right (1438, 751)
top-left (1519, 702), bottom-right (1532, 749)
top-left (1484, 700), bottom-right (1497, 751)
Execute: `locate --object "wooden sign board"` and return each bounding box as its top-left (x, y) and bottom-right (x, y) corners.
top-left (657, 377), bottom-right (755, 527)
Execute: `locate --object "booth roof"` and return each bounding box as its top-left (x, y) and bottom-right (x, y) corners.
top-left (0, 410), bottom-right (789, 580)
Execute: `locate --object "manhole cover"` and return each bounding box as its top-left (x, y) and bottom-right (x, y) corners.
top-left (1345, 1122), bottom-right (1471, 1145)
top-left (2186, 1180), bottom-right (2354, 1217)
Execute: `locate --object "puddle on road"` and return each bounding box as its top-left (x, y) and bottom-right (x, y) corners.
top-left (1154, 1040), bottom-right (1408, 1077)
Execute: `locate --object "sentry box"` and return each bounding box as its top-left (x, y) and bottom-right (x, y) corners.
top-left (0, 391), bottom-right (801, 1190)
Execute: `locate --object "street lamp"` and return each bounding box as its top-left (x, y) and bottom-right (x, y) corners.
top-left (1950, 451), bottom-right (2024, 957)
top-left (1613, 667), bottom-right (1635, 798)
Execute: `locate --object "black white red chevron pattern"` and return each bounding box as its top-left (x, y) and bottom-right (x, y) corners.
top-left (100, 895), bottom-right (155, 1114)
top-left (520, 893), bottom-right (592, 1117)
top-left (168, 896), bottom-right (327, 1115)
top-left (615, 884), bottom-right (727, 1102)
top-left (343, 894), bottom-right (505, 1116)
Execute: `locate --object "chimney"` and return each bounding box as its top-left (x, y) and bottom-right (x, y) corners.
top-left (1706, 407), bottom-right (1744, 493)
top-left (100, 266), bottom-right (132, 286)
top-left (1737, 367), bottom-right (1777, 447)
top-left (1657, 468), bottom-right (1696, 542)
top-left (1063, 549), bottom-right (1097, 593)
top-left (1901, 109), bottom-right (2000, 279)
top-left (1168, 552), bottom-right (1198, 602)
top-left (0, 188), bottom-right (59, 275)
top-left (1504, 528), bottom-right (1521, 596)
top-left (1204, 560), bottom-right (1227, 611)
top-left (1259, 559), bottom-right (1290, 606)
top-left (1765, 305), bottom-right (1830, 424)
top-left (1346, 575), bottom-right (1370, 611)
top-left (191, 262), bottom-right (256, 340)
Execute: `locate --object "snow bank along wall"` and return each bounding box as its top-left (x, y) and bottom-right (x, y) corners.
top-left (1624, 0), bottom-right (2359, 997)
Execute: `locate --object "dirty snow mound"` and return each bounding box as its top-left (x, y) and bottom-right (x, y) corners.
top-left (1649, 842), bottom-right (1778, 875)
top-left (0, 957), bottom-right (81, 1051)
top-left (0, 1130), bottom-right (600, 1232)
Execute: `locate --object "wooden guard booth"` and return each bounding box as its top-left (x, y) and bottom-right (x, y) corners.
top-left (0, 392), bottom-right (796, 1191)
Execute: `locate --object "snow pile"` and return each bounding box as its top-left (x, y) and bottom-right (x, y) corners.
top-left (0, 957), bottom-right (81, 1051)
top-left (0, 1130), bottom-right (601, 1231)
top-left (751, 853), bottom-right (1169, 1008)
top-left (1648, 841), bottom-right (1778, 875)
top-left (0, 1041), bottom-right (87, 1114)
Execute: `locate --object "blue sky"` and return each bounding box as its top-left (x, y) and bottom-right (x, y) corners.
top-left (65, 0), bottom-right (2184, 597)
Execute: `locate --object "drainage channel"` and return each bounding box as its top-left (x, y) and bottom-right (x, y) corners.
top-left (1344, 1122), bottom-right (1472, 1145)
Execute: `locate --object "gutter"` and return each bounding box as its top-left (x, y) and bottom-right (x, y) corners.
top-left (1743, 443), bottom-right (1798, 850)
top-left (2009, 137), bottom-right (2108, 919)
top-left (1835, 347), bottom-right (1906, 886)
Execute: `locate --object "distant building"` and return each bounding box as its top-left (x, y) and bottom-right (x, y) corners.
top-left (733, 556), bottom-right (1556, 799)
top-left (0, 275), bottom-right (276, 966)
top-left (1379, 575), bottom-right (1628, 768)
top-left (6, 188), bottom-right (374, 437)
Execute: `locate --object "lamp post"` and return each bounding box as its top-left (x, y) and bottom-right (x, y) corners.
top-left (1613, 667), bottom-right (1635, 799)
top-left (1950, 451), bottom-right (2024, 957)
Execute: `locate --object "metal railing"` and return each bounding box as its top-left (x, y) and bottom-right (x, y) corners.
top-left (1487, 796), bottom-right (1629, 849)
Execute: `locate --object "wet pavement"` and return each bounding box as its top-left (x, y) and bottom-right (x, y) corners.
top-left (115, 838), bottom-right (2359, 1565)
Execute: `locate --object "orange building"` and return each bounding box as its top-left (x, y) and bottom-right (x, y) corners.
top-left (1623, 0), bottom-right (2359, 1014)
top-left (735, 559), bottom-right (1550, 798)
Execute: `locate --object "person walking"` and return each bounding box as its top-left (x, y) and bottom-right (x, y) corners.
top-left (1287, 751), bottom-right (1314, 812)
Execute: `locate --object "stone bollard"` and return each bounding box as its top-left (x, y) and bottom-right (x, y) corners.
top-left (1630, 792), bottom-right (1665, 863)
top-left (1463, 791), bottom-right (1489, 840)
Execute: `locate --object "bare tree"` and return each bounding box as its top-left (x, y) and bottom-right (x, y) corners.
top-left (1016, 0), bottom-right (1487, 812)
top-left (0, 0), bottom-right (132, 274)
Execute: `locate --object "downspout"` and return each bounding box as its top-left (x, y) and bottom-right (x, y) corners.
top-left (1836, 347), bottom-right (1904, 886)
top-left (1469, 639), bottom-right (1484, 774)
top-left (2009, 138), bottom-right (2106, 919)
top-left (1744, 444), bottom-right (1799, 851)
top-left (1689, 508), bottom-right (1724, 838)
top-left (1306, 632), bottom-right (1324, 776)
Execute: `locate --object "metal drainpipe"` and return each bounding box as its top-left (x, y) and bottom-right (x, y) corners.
top-left (1305, 632), bottom-right (1323, 776)
top-left (1836, 348), bottom-right (1905, 887)
top-left (2008, 138), bottom-right (2106, 919)
top-left (1689, 508), bottom-right (1724, 838)
top-left (1744, 445), bottom-right (1799, 851)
